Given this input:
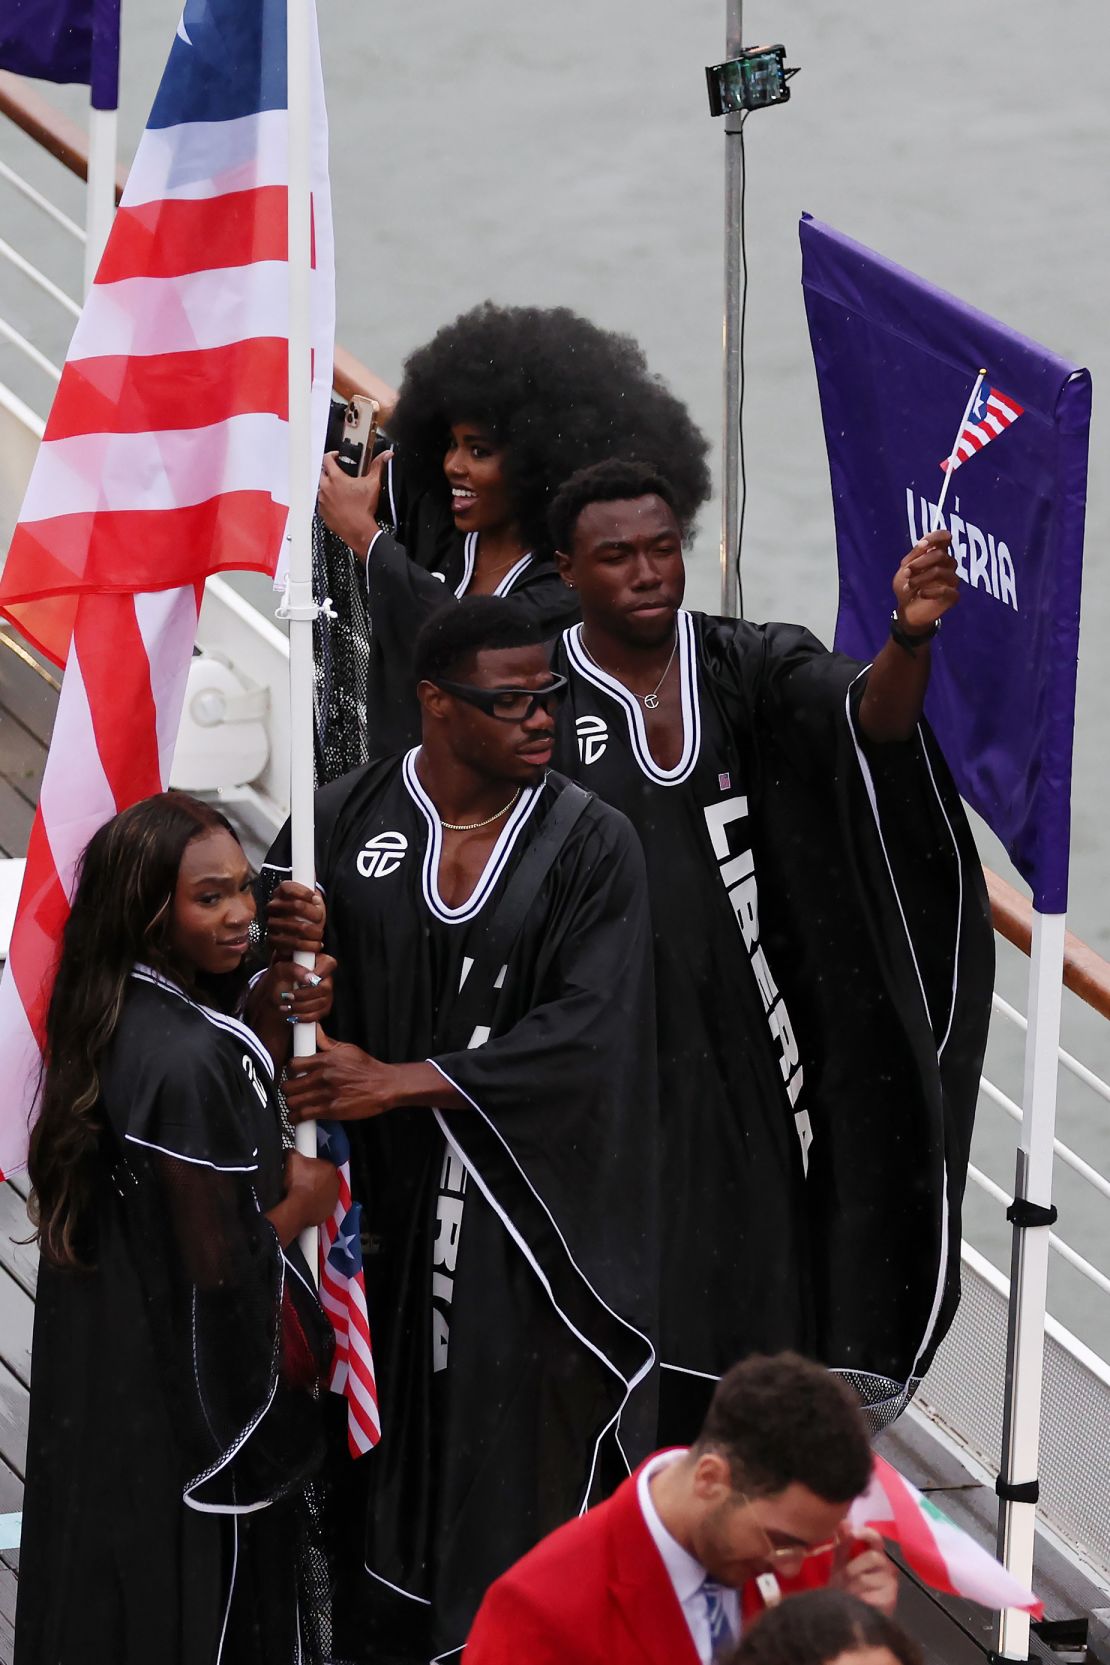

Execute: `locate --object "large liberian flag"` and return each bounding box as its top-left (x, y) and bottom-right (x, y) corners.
top-left (801, 215), bottom-right (1090, 913)
top-left (0, 0), bottom-right (120, 109)
top-left (317, 1120), bottom-right (382, 1454)
top-left (0, 0), bottom-right (334, 1176)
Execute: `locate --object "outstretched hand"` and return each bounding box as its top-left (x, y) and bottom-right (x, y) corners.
top-left (892, 529), bottom-right (959, 633)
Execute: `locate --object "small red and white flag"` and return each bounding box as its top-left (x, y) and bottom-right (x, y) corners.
top-left (850, 1453), bottom-right (1044, 1618)
top-left (940, 384), bottom-right (1023, 474)
top-left (316, 1121), bottom-right (382, 1454)
top-left (0, 0), bottom-right (335, 1177)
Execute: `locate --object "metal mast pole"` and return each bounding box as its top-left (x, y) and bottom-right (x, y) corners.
top-left (720, 0), bottom-right (744, 617)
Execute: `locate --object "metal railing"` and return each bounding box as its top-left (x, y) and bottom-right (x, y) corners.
top-left (975, 869), bottom-right (1110, 1321)
top-left (918, 868), bottom-right (1110, 1619)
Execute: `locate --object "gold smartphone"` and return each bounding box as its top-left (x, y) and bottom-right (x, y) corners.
top-left (337, 395), bottom-right (380, 477)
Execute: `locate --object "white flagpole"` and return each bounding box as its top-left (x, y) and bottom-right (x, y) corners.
top-left (84, 104), bottom-right (117, 296)
top-left (932, 367), bottom-right (987, 530)
top-left (927, 356), bottom-right (1064, 1653)
top-left (286, 0), bottom-right (320, 1275)
top-left (996, 909), bottom-right (1065, 1659)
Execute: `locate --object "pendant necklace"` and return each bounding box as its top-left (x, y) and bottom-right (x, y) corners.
top-left (582, 631), bottom-right (678, 709)
top-left (440, 787), bottom-right (522, 832)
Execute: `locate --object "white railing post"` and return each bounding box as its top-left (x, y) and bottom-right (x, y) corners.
top-left (996, 909), bottom-right (1066, 1659)
top-left (83, 105), bottom-right (116, 296)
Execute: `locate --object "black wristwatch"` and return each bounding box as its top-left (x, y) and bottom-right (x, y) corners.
top-left (890, 610), bottom-right (940, 653)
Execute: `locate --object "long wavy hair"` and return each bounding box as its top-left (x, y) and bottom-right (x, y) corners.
top-left (28, 792), bottom-right (245, 1270)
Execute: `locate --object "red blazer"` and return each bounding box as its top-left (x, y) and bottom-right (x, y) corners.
top-left (465, 1458), bottom-right (850, 1665)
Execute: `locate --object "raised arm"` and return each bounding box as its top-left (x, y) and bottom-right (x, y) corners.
top-left (857, 529), bottom-right (958, 744)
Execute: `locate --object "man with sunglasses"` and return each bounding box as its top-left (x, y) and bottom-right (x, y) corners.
top-left (466, 1352), bottom-right (896, 1665)
top-left (266, 596), bottom-right (659, 1665)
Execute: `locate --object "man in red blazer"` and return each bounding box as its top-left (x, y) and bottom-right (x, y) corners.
top-left (466, 1354), bottom-right (896, 1664)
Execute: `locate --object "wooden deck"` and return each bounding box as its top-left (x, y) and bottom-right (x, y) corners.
top-left (0, 1175), bottom-right (32, 1664)
top-left (0, 628), bottom-right (47, 1657)
top-left (0, 626), bottom-right (54, 861)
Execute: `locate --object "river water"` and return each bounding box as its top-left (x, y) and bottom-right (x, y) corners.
top-left (1, 0), bottom-right (1107, 1347)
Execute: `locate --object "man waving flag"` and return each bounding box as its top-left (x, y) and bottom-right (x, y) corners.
top-left (0, 0), bottom-right (335, 1176)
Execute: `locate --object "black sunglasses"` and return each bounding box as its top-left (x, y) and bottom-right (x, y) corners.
top-left (433, 674), bottom-right (569, 723)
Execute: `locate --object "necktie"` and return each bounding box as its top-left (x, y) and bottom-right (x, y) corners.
top-left (700, 1577), bottom-right (736, 1661)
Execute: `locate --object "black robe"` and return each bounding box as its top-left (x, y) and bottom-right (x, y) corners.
top-left (262, 755), bottom-right (658, 1662)
top-left (363, 452), bottom-right (580, 755)
top-left (16, 971), bottom-right (333, 1665)
top-left (549, 610), bottom-right (993, 1434)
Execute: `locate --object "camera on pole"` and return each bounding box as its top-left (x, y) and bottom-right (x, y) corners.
top-left (705, 45), bottom-right (799, 118)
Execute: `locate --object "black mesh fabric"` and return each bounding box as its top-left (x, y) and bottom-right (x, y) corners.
top-left (835, 1369), bottom-right (923, 1435)
top-left (124, 1149), bottom-right (331, 1517)
top-left (313, 512), bottom-right (370, 786)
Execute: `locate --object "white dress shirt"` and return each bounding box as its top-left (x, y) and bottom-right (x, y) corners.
top-left (636, 1449), bottom-right (741, 1662)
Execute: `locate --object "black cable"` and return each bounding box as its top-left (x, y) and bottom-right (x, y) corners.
top-left (734, 110), bottom-right (748, 618)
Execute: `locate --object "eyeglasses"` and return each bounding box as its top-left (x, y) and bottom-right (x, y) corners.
top-left (738, 1494), bottom-right (845, 1575)
top-left (433, 674), bottom-right (569, 723)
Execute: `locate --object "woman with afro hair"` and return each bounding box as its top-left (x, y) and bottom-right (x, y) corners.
top-left (317, 300), bottom-right (710, 756)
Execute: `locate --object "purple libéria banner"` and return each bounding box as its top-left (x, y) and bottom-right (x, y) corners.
top-left (801, 214), bottom-right (1091, 914)
top-left (0, 0), bottom-right (120, 110)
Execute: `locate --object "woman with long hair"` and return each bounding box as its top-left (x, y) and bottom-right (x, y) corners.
top-left (728, 1590), bottom-right (923, 1665)
top-left (16, 792), bottom-right (340, 1665)
top-left (316, 300), bottom-right (711, 760)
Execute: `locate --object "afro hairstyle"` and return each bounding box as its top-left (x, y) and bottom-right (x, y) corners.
top-left (387, 301), bottom-right (711, 560)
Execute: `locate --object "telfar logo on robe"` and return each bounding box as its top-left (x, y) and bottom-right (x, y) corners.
top-left (576, 714), bottom-right (608, 766)
top-left (356, 831), bottom-right (408, 878)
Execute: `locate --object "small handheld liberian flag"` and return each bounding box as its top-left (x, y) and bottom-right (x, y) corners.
top-left (940, 384), bottom-right (1023, 473)
top-left (317, 1121), bottom-right (381, 1455)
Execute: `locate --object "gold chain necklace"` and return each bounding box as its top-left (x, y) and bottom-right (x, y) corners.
top-left (440, 787), bottom-right (522, 832)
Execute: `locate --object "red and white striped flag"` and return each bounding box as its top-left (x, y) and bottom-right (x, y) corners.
top-left (939, 383), bottom-right (1023, 474)
top-left (849, 1453), bottom-right (1044, 1617)
top-left (317, 1120), bottom-right (382, 1454)
top-left (0, 0), bottom-right (334, 1177)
